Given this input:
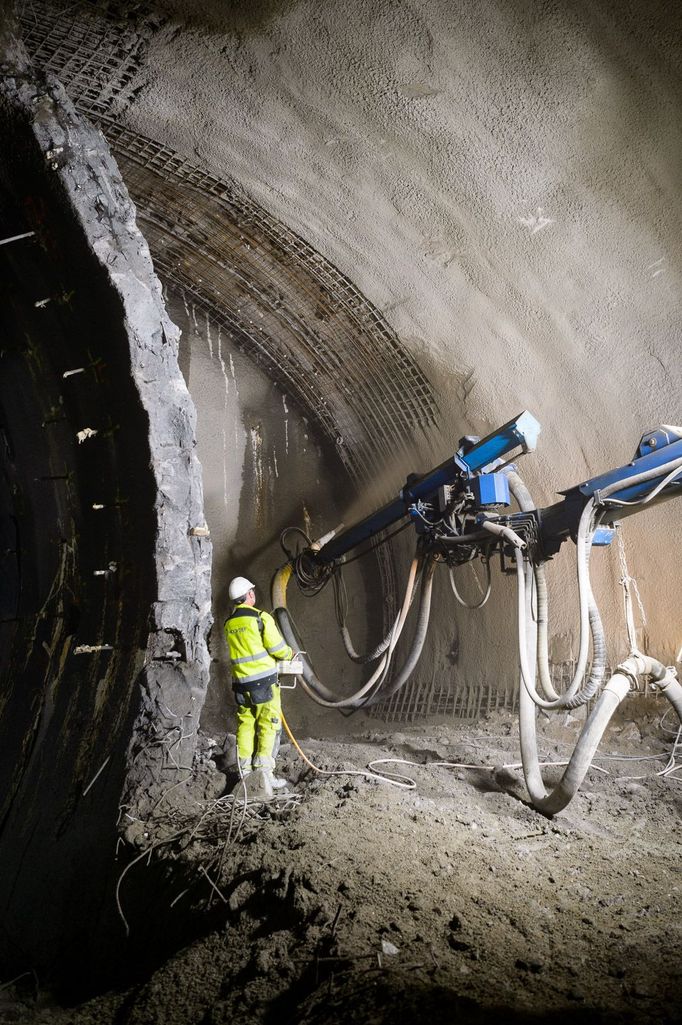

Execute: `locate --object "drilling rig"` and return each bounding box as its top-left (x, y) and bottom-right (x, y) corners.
top-left (273, 412), bottom-right (682, 814)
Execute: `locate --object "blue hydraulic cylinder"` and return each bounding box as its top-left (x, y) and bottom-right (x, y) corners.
top-left (459, 409), bottom-right (541, 472)
top-left (314, 411), bottom-right (541, 565)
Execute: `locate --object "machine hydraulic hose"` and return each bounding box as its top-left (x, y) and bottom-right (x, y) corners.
top-left (272, 554), bottom-right (426, 709)
top-left (519, 654), bottom-right (680, 816)
top-left (274, 412), bottom-right (682, 812)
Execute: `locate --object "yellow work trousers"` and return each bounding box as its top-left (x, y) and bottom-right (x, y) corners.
top-left (236, 683), bottom-right (282, 770)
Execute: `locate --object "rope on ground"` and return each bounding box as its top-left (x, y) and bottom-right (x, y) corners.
top-left (656, 724), bottom-right (682, 780)
top-left (368, 757), bottom-right (610, 776)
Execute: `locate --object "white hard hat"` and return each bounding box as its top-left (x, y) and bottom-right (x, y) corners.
top-left (228, 576), bottom-right (255, 601)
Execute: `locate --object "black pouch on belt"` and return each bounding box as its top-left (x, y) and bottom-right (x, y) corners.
top-left (235, 677), bottom-right (274, 705)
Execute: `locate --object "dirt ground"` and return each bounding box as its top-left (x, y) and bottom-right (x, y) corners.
top-left (2, 707), bottom-right (681, 1025)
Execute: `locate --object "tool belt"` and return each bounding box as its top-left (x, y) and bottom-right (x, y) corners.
top-left (233, 673), bottom-right (278, 706)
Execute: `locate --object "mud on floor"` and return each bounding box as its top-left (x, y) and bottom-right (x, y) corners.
top-left (3, 710), bottom-right (682, 1025)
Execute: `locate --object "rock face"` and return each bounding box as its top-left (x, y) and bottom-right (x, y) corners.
top-left (0, 20), bottom-right (211, 979)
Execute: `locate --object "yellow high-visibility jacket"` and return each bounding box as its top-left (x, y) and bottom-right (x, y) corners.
top-left (224, 604), bottom-right (293, 686)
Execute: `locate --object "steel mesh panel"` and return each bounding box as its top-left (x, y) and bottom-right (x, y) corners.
top-left (20, 2), bottom-right (147, 117)
top-left (369, 675), bottom-right (518, 723)
top-left (18, 3), bottom-right (440, 477)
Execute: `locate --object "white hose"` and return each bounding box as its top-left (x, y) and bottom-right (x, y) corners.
top-left (505, 471), bottom-right (601, 708)
top-left (597, 456), bottom-right (682, 507)
top-left (651, 669), bottom-right (682, 721)
top-left (532, 563), bottom-right (561, 701)
top-left (480, 518), bottom-right (526, 548)
top-left (519, 653), bottom-right (679, 814)
top-left (337, 562), bottom-right (420, 664)
top-left (515, 537), bottom-right (598, 710)
top-left (505, 464), bottom-right (682, 813)
top-left (448, 559), bottom-right (492, 609)
top-left (525, 454), bottom-right (682, 706)
top-left (294, 554), bottom-right (423, 708)
top-left (363, 558), bottom-right (436, 705)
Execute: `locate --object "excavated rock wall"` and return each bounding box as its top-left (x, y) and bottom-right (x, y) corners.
top-left (0, 21), bottom-right (211, 978)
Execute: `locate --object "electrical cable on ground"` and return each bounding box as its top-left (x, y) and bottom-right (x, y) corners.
top-left (367, 757), bottom-right (610, 776)
top-left (281, 711), bottom-right (618, 789)
top-left (281, 708), bottom-right (416, 789)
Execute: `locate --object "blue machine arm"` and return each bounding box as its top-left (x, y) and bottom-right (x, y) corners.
top-left (537, 425), bottom-right (682, 553)
top-left (277, 415), bottom-right (682, 819)
top-left (315, 411), bottom-right (541, 564)
top-left (299, 415), bottom-right (682, 573)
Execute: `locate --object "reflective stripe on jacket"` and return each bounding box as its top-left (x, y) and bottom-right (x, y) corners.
top-left (224, 605), bottom-right (293, 685)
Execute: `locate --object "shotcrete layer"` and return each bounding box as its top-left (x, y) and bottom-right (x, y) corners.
top-left (0, 22), bottom-right (211, 979)
top-left (120, 0), bottom-right (682, 666)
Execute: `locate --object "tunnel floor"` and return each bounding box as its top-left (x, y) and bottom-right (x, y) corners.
top-left (2, 709), bottom-right (681, 1025)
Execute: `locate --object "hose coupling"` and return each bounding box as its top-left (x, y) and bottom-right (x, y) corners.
top-left (650, 666), bottom-right (679, 694)
top-left (614, 659), bottom-right (641, 691)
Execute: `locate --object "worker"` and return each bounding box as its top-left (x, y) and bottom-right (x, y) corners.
top-left (224, 575), bottom-right (293, 788)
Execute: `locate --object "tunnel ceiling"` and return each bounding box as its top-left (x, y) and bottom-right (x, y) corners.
top-left (19, 0), bottom-right (440, 488)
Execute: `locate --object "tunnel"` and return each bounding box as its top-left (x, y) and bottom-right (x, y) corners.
top-left (1, 2), bottom-right (681, 1023)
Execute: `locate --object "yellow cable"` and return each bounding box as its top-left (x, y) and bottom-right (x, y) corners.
top-left (280, 707), bottom-right (416, 788)
top-left (281, 708), bottom-right (329, 775)
top-left (281, 708), bottom-right (615, 788)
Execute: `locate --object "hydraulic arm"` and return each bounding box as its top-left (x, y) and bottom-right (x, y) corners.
top-left (307, 413), bottom-right (682, 570)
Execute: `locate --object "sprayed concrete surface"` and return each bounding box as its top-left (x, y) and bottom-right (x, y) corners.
top-left (116, 0), bottom-right (682, 672)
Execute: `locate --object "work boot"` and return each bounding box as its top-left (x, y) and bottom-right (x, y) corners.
top-left (238, 757), bottom-right (252, 778)
top-left (230, 769), bottom-right (272, 801)
top-left (263, 769), bottom-right (288, 790)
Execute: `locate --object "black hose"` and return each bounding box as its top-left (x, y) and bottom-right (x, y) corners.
top-left (339, 519), bottom-right (412, 566)
top-left (273, 602), bottom-right (340, 703)
top-left (280, 526), bottom-right (312, 560)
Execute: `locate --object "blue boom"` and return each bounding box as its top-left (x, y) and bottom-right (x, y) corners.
top-left (308, 415), bottom-right (682, 569)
